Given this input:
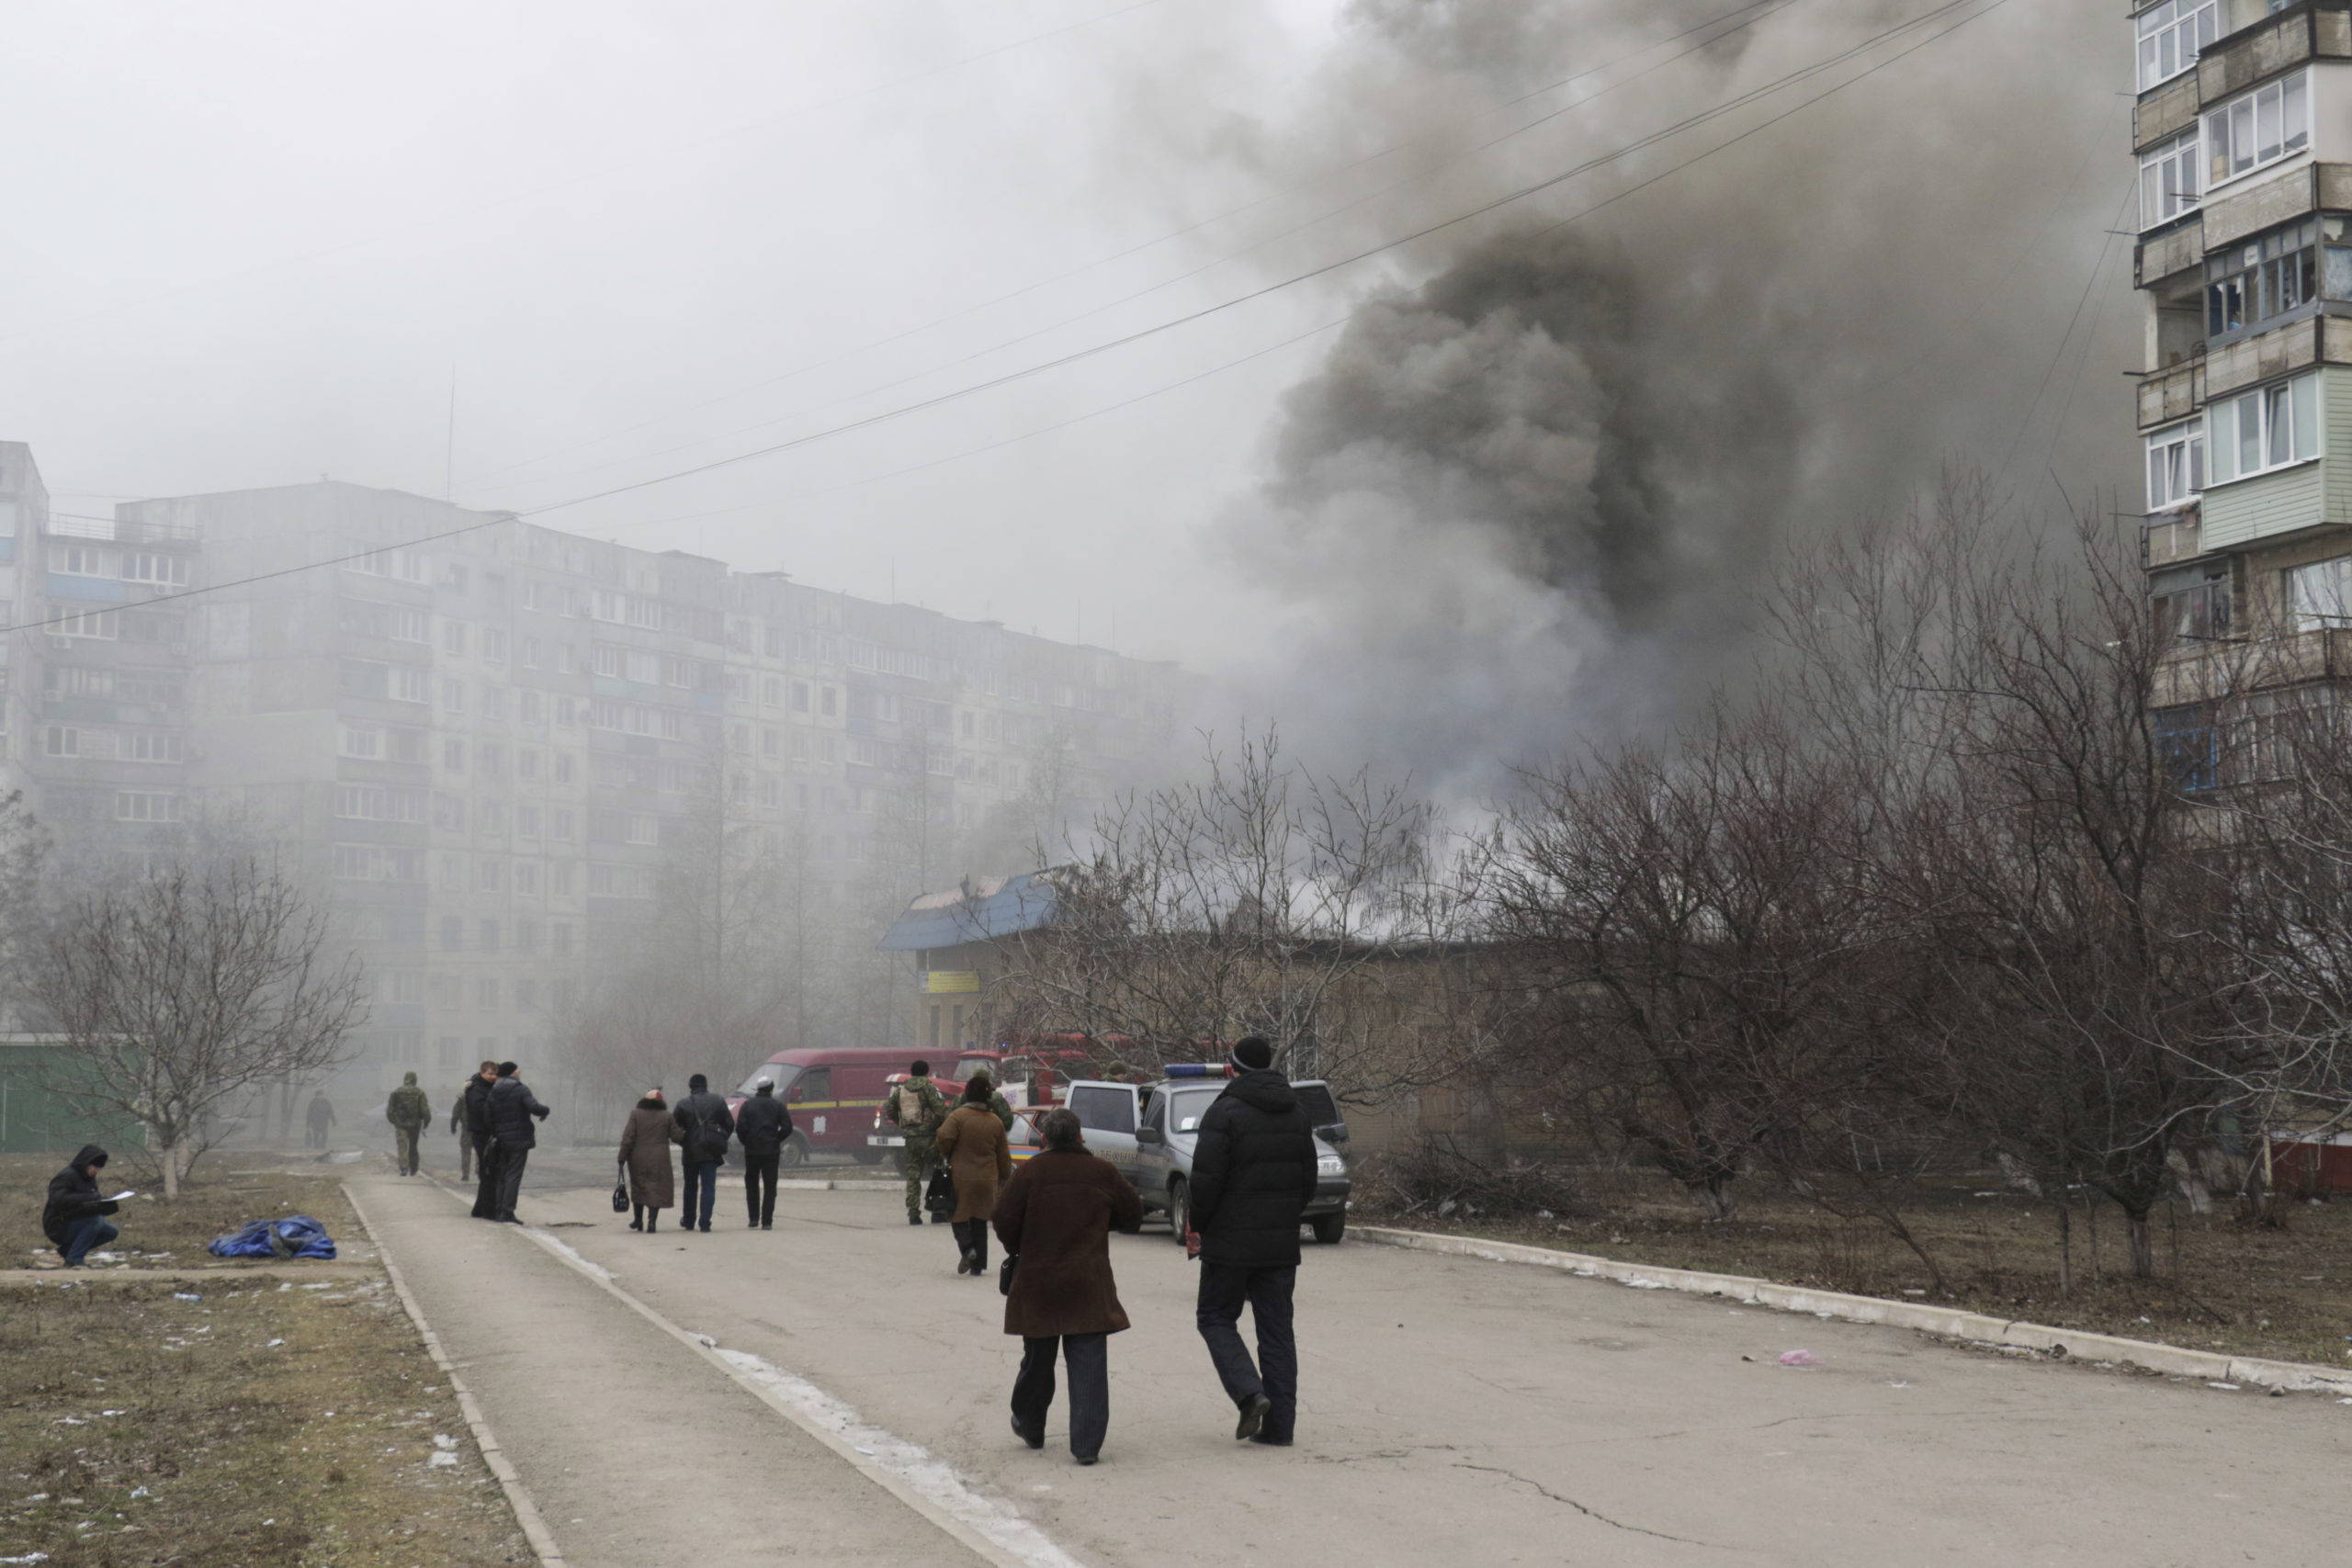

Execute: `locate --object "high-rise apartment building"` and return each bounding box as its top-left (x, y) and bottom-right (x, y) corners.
top-left (2137, 1), bottom-right (2352, 767)
top-left (0, 455), bottom-right (1183, 1110)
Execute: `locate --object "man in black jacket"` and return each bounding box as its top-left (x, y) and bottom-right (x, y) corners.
top-left (486, 1061), bottom-right (550, 1223)
top-left (1188, 1035), bottom-right (1320, 1448)
top-left (671, 1073), bottom-right (735, 1235)
top-left (464, 1061), bottom-right (502, 1219)
top-left (43, 1145), bottom-right (125, 1268)
top-left (735, 1077), bottom-right (795, 1230)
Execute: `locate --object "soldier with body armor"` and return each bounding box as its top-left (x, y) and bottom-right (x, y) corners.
top-left (886, 1060), bottom-right (950, 1226)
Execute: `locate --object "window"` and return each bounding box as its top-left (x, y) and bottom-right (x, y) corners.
top-left (331, 843), bottom-right (421, 879)
top-left (2287, 556), bottom-right (2352, 630)
top-left (552, 807), bottom-right (575, 840)
top-left (761, 727), bottom-right (779, 758)
top-left (479, 858), bottom-right (503, 893)
top-left (515, 862), bottom-right (539, 895)
top-left (627, 813), bottom-right (658, 845)
top-left (759, 776), bottom-right (780, 807)
top-left (552, 922), bottom-right (573, 955)
top-left (2153, 569), bottom-right (2231, 642)
top-left (550, 864), bottom-right (573, 896)
top-left (554, 753), bottom-right (574, 784)
top-left (519, 689), bottom-right (543, 724)
top-left (434, 793), bottom-right (466, 830)
top-left (439, 852), bottom-right (465, 890)
top-left (2207, 72), bottom-right (2309, 188)
top-left (120, 551), bottom-right (190, 587)
top-left (515, 978), bottom-right (539, 1012)
top-left (517, 747), bottom-right (538, 781)
top-left (480, 919), bottom-right (500, 953)
top-left (517, 803), bottom-right (541, 837)
top-left (443, 620), bottom-right (469, 656)
top-left (392, 607), bottom-right (428, 643)
top-left (481, 801), bottom-right (506, 834)
top-left (478, 977), bottom-right (500, 1011)
top-left (57, 610), bottom-right (118, 640)
top-left (48, 544), bottom-right (110, 576)
top-left (792, 681), bottom-right (810, 713)
top-left (2154, 703), bottom-right (2219, 795)
top-left (2147, 418), bottom-right (2206, 510)
top-left (114, 791), bottom-right (180, 823)
top-left (341, 725), bottom-right (382, 759)
top-left (482, 628), bottom-right (508, 664)
top-left (2141, 128), bottom-right (2200, 230)
top-left (43, 725), bottom-right (76, 757)
top-left (2138, 0), bottom-right (2218, 93)
top-left (763, 677), bottom-right (782, 706)
top-left (341, 660), bottom-right (390, 700)
top-left (444, 738), bottom-right (467, 773)
top-left (440, 916), bottom-right (465, 952)
top-left (2204, 217), bottom-right (2352, 337)
top-left (335, 784), bottom-right (424, 819)
top-left (820, 686), bottom-right (837, 717)
top-left (480, 743), bottom-right (503, 779)
top-left (2210, 372), bottom-right (2320, 483)
top-left (441, 676), bottom-right (466, 713)
top-left (391, 667), bottom-right (429, 703)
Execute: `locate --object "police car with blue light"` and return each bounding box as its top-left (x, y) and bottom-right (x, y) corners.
top-left (1053, 1064), bottom-right (1352, 1245)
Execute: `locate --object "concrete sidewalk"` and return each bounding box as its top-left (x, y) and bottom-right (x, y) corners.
top-left (348, 1175), bottom-right (987, 1568)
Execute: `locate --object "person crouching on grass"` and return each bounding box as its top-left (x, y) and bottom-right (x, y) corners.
top-left (43, 1145), bottom-right (126, 1268)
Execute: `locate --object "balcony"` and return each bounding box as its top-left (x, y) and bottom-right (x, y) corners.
top-left (2201, 315), bottom-right (2352, 399)
top-left (2154, 626), bottom-right (2352, 707)
top-left (2198, 0), bottom-right (2352, 107)
top-left (2137, 212), bottom-right (2204, 286)
top-left (2139, 356), bottom-right (2207, 430)
top-left (2144, 506), bottom-right (2207, 567)
top-left (2136, 67), bottom-right (2201, 152)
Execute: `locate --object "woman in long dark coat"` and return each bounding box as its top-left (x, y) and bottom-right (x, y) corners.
top-left (936, 1076), bottom-right (1014, 1276)
top-left (618, 1089), bottom-right (682, 1233)
top-left (992, 1106), bottom-right (1144, 1464)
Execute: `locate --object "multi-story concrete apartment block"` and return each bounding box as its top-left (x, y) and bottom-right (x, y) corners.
top-left (2135, 1), bottom-right (2352, 766)
top-left (0, 462), bottom-right (1182, 1109)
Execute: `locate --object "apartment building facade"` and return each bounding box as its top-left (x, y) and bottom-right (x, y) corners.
top-left (2136, 1), bottom-right (2352, 762)
top-left (0, 457), bottom-right (1182, 1110)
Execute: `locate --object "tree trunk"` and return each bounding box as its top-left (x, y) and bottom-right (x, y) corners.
top-left (2124, 1206), bottom-right (2155, 1280)
top-left (160, 1135), bottom-right (183, 1201)
top-left (1695, 1177), bottom-right (1736, 1221)
top-left (2055, 1201), bottom-right (2071, 1296)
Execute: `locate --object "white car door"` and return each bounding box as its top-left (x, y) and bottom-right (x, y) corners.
top-left (1065, 1080), bottom-right (1141, 1176)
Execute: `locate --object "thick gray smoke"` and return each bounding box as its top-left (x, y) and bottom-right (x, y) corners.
top-left (1111, 0), bottom-right (2132, 795)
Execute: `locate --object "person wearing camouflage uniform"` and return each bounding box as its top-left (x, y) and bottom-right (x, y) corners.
top-left (888, 1061), bottom-right (950, 1225)
top-left (964, 1066), bottom-right (1016, 1134)
top-left (386, 1071), bottom-right (433, 1177)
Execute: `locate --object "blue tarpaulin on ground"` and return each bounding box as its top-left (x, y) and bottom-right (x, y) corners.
top-left (207, 1215), bottom-right (337, 1260)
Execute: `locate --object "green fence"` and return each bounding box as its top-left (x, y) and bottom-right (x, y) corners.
top-left (0, 1038), bottom-right (146, 1154)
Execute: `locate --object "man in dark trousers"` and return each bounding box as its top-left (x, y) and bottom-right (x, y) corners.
top-left (671, 1073), bottom-right (735, 1235)
top-left (734, 1076), bottom-right (794, 1230)
top-left (304, 1090), bottom-right (336, 1149)
top-left (1188, 1034), bottom-right (1320, 1448)
top-left (465, 1060), bottom-right (502, 1218)
top-left (487, 1060), bottom-right (550, 1223)
top-left (42, 1145), bottom-right (126, 1268)
top-left (451, 1077), bottom-right (478, 1181)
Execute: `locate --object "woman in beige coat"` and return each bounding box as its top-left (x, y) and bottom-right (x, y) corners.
top-left (935, 1077), bottom-right (1014, 1276)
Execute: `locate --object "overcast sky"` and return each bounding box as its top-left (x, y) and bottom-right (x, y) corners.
top-left (0, 0), bottom-right (2133, 756)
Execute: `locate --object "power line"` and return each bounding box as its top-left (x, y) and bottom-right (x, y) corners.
top-left (458, 0), bottom-right (1809, 497)
top-left (1, 0), bottom-right (2015, 637)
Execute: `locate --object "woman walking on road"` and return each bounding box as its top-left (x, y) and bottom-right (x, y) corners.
top-left (618, 1088), bottom-right (682, 1233)
top-left (936, 1076), bottom-right (1013, 1275)
top-left (993, 1107), bottom-right (1144, 1465)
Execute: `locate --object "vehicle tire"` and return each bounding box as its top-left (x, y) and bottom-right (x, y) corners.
top-left (778, 1134), bottom-right (808, 1170)
top-left (1310, 1212), bottom-right (1345, 1246)
top-left (1168, 1179), bottom-right (1189, 1245)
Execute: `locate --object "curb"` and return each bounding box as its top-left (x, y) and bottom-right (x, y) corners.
top-left (1353, 1225), bottom-right (2352, 1396)
top-left (343, 1183), bottom-right (571, 1567)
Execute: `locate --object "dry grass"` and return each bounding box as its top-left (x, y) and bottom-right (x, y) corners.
top-left (0, 1153), bottom-right (526, 1567)
top-left (1358, 1163), bottom-right (2352, 1370)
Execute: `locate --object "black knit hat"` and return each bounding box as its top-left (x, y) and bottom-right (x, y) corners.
top-left (689, 1073), bottom-right (708, 1092)
top-left (1231, 1036), bottom-right (1273, 1072)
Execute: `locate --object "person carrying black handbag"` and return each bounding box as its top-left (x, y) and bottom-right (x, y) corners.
top-left (992, 1107), bottom-right (1143, 1465)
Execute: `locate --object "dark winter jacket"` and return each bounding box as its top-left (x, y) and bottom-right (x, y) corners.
top-left (734, 1089), bottom-right (794, 1157)
top-left (993, 1146), bottom-right (1143, 1337)
top-left (463, 1075), bottom-right (496, 1144)
top-left (41, 1145), bottom-right (119, 1247)
top-left (1187, 1069), bottom-right (1319, 1269)
top-left (618, 1099), bottom-right (682, 1208)
top-left (672, 1090), bottom-right (735, 1164)
top-left (487, 1075), bottom-right (550, 1150)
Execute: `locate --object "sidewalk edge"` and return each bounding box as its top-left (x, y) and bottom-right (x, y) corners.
top-left (1352, 1224), bottom-right (2352, 1395)
top-left (343, 1181), bottom-right (571, 1567)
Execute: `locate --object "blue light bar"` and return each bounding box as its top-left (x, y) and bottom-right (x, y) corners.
top-left (1163, 1063), bottom-right (1225, 1077)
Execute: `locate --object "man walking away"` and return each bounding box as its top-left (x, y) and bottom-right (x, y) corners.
top-left (487, 1060), bottom-right (550, 1223)
top-left (465, 1061), bottom-right (501, 1218)
top-left (995, 1108), bottom-right (1143, 1463)
top-left (966, 1065), bottom-right (1017, 1133)
top-left (887, 1060), bottom-right (949, 1226)
top-left (304, 1090), bottom-right (336, 1150)
top-left (42, 1145), bottom-right (126, 1268)
top-left (387, 1071), bottom-right (432, 1177)
top-left (451, 1079), bottom-right (476, 1181)
top-left (735, 1077), bottom-right (794, 1230)
top-left (1189, 1035), bottom-right (1319, 1448)
top-left (672, 1073), bottom-right (735, 1235)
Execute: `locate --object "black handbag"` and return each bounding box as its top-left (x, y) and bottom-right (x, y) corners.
top-left (999, 1254), bottom-right (1017, 1296)
top-left (924, 1168), bottom-right (955, 1216)
top-left (611, 1170), bottom-right (629, 1214)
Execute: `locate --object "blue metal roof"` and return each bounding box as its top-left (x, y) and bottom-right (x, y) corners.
top-left (878, 870), bottom-right (1060, 951)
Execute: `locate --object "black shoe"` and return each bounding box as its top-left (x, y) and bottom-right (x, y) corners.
top-left (1249, 1433), bottom-right (1293, 1447)
top-left (1075, 1453), bottom-right (1100, 1465)
top-left (931, 1213), bottom-right (950, 1224)
top-left (1236, 1394), bottom-right (1272, 1441)
top-left (957, 1250), bottom-right (976, 1275)
top-left (628, 1219), bottom-right (642, 1232)
top-left (761, 1223), bottom-right (773, 1231)
top-left (699, 1225), bottom-right (712, 1234)
top-left (909, 1214), bottom-right (923, 1226)
top-left (1012, 1415), bottom-right (1045, 1450)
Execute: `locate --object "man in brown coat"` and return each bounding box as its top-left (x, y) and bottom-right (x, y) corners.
top-left (992, 1107), bottom-right (1143, 1464)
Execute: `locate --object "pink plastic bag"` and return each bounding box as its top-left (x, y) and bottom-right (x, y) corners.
top-left (1778, 1349), bottom-right (1821, 1368)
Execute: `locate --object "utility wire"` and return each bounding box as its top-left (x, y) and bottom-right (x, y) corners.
top-left (1, 0), bottom-right (2015, 637)
top-left (459, 0), bottom-right (1808, 495)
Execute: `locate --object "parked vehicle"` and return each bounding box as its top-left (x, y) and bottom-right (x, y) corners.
top-left (728, 1048), bottom-right (922, 1167)
top-left (1062, 1066), bottom-right (1352, 1244)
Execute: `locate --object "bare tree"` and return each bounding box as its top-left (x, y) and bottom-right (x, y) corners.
top-left (0, 791), bottom-right (50, 1028)
top-left (36, 858), bottom-right (366, 1197)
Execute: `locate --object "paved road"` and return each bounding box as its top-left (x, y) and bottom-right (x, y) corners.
top-left (359, 1165), bottom-right (2352, 1567)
